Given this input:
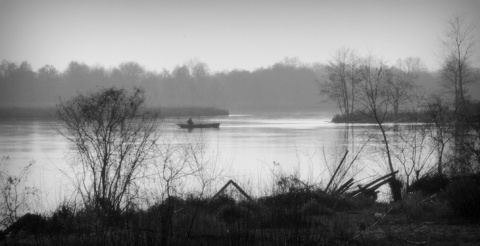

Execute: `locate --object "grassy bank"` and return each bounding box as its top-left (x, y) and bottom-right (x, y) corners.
top-left (0, 106), bottom-right (229, 120)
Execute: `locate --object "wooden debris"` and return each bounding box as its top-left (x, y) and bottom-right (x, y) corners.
top-left (325, 150), bottom-right (349, 193)
top-left (211, 180), bottom-right (253, 202)
top-left (335, 178), bottom-right (354, 195)
top-left (350, 170), bottom-right (398, 197)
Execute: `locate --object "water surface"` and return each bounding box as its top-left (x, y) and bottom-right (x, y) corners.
top-left (0, 111), bottom-right (422, 208)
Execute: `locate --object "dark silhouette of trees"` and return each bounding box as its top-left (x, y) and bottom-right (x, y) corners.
top-left (0, 58), bottom-right (333, 112)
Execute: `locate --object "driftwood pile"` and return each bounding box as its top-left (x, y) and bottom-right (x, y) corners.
top-left (325, 150), bottom-right (399, 198)
top-left (210, 151), bottom-right (399, 202)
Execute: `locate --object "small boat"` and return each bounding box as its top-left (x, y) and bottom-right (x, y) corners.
top-left (177, 123), bottom-right (220, 129)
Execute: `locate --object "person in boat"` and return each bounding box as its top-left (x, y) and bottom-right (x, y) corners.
top-left (187, 118), bottom-right (194, 126)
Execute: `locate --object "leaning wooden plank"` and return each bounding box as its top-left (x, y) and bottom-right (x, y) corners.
top-left (349, 170), bottom-right (398, 197)
top-left (335, 178), bottom-right (354, 195)
top-left (325, 150), bottom-right (349, 193)
top-left (210, 180), bottom-right (253, 202)
top-left (340, 182), bottom-right (355, 194)
top-left (366, 177), bottom-right (393, 194)
top-left (210, 180), bottom-right (234, 201)
top-left (229, 180), bottom-right (253, 201)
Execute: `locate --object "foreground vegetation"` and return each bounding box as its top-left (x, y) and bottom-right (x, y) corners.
top-left (1, 173), bottom-right (480, 245)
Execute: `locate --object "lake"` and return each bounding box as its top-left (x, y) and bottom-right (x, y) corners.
top-left (0, 111), bottom-right (434, 210)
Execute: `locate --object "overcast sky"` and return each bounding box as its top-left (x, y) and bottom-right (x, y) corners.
top-left (1, 0), bottom-right (479, 72)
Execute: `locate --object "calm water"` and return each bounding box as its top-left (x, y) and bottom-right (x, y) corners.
top-left (0, 111), bottom-right (418, 208)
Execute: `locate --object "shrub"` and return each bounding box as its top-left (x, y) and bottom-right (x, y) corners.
top-left (217, 204), bottom-right (243, 224)
top-left (445, 177), bottom-right (480, 220)
top-left (208, 194), bottom-right (236, 211)
top-left (409, 175), bottom-right (449, 195)
top-left (47, 203), bottom-right (76, 234)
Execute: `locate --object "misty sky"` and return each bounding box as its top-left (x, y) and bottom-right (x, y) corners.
top-left (1, 0), bottom-right (479, 72)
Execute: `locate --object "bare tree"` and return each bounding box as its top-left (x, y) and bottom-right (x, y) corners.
top-left (357, 56), bottom-right (403, 201)
top-left (424, 94), bottom-right (454, 175)
top-left (440, 15), bottom-right (477, 112)
top-left (56, 87), bottom-right (160, 214)
top-left (388, 57), bottom-right (421, 115)
top-left (440, 14), bottom-right (478, 174)
top-left (317, 47), bottom-right (361, 117)
top-left (392, 122), bottom-right (436, 190)
top-left (358, 56), bottom-right (394, 171)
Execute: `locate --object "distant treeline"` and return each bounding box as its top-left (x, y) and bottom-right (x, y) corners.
top-left (0, 59), bottom-right (329, 112)
top-left (0, 106), bottom-right (228, 120)
top-left (0, 59), bottom-right (441, 112)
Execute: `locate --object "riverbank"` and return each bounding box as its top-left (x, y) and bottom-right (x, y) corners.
top-left (0, 106), bottom-right (229, 120)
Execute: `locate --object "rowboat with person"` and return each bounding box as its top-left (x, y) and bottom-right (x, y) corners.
top-left (177, 118), bottom-right (220, 129)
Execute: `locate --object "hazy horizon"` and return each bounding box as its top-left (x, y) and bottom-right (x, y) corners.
top-left (2, 0), bottom-right (480, 73)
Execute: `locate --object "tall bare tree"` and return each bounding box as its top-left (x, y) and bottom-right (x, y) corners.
top-left (424, 94), bottom-right (454, 175)
top-left (440, 15), bottom-right (476, 113)
top-left (388, 57), bottom-right (421, 115)
top-left (357, 56), bottom-right (403, 201)
top-left (56, 87), bottom-right (160, 214)
top-left (317, 47), bottom-right (361, 116)
top-left (440, 14), bottom-right (478, 174)
top-left (392, 122), bottom-right (436, 190)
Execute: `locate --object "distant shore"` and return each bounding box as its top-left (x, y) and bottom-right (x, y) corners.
top-left (0, 106), bottom-right (229, 120)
